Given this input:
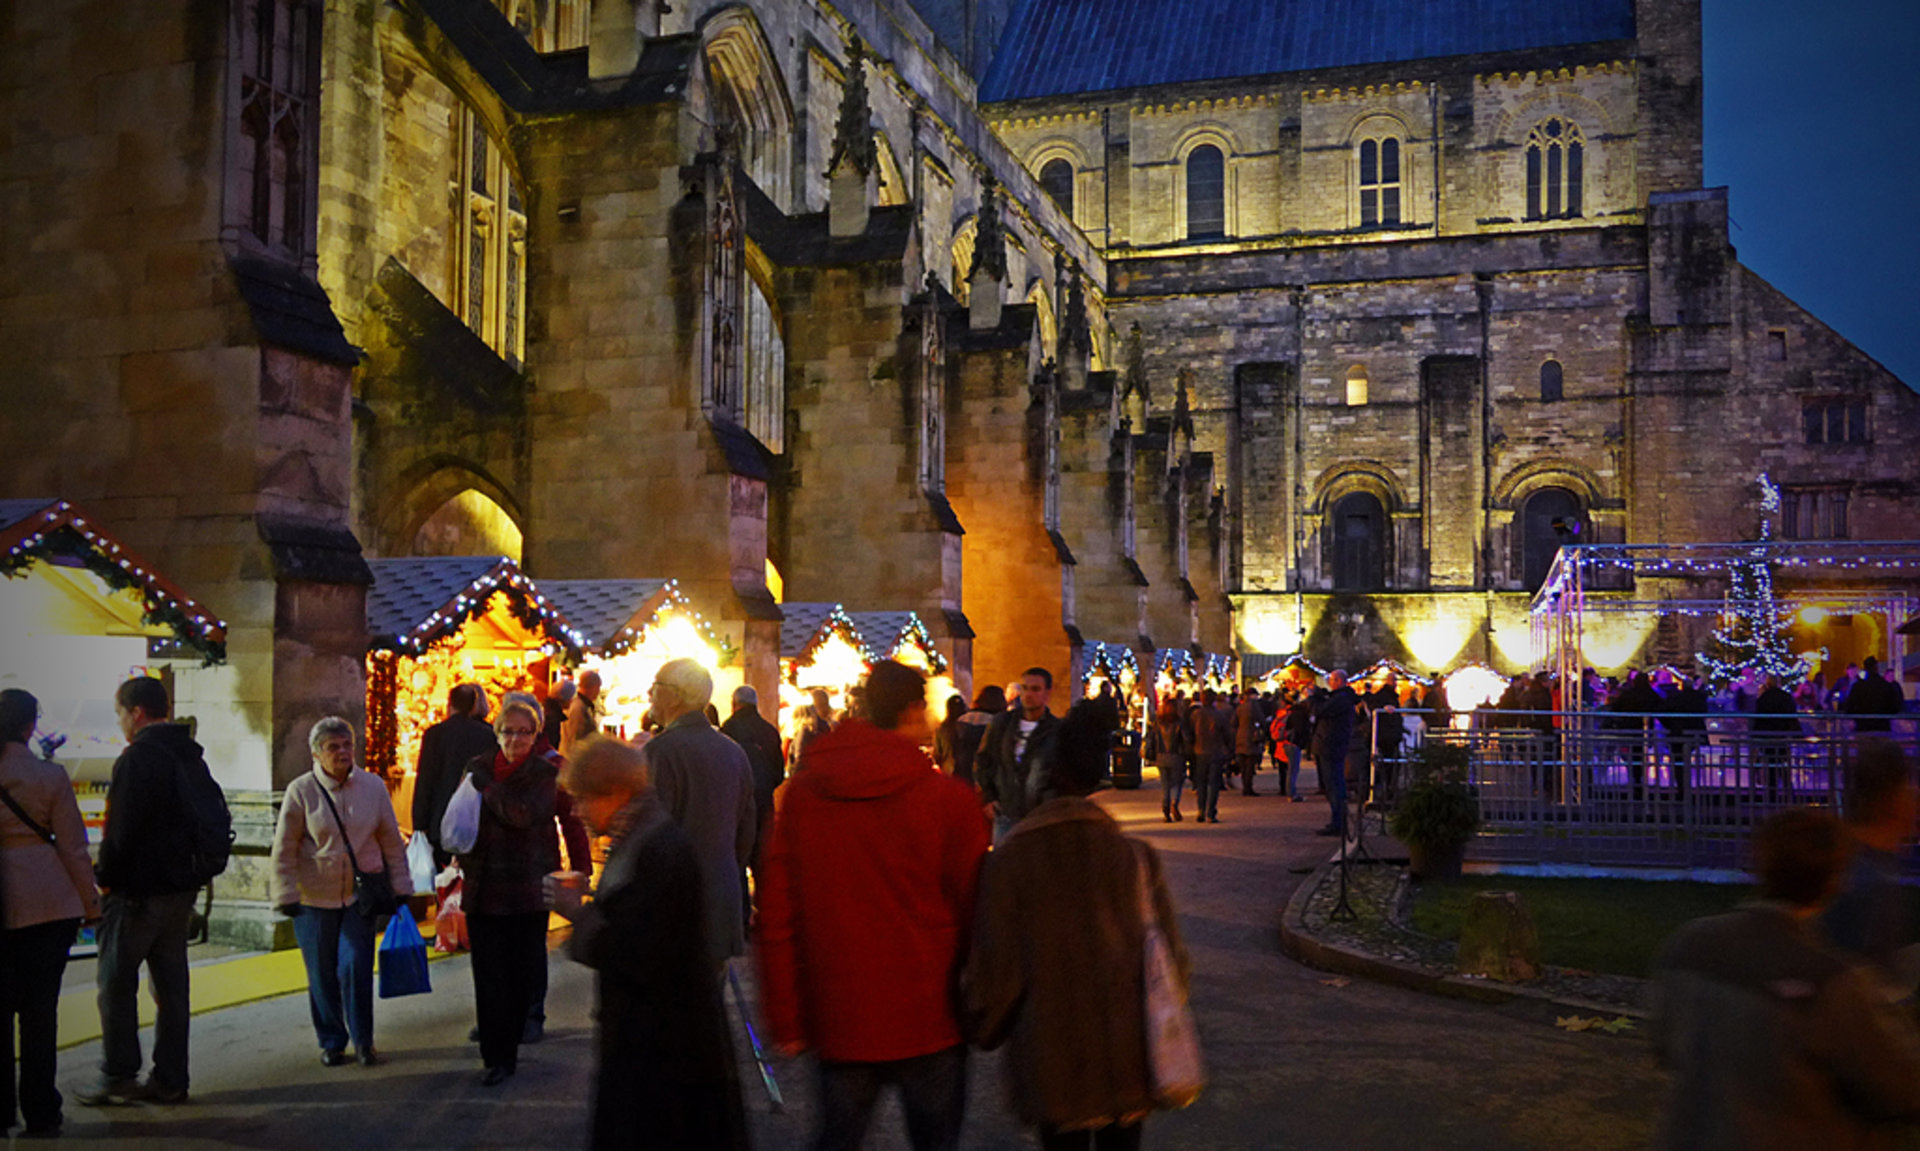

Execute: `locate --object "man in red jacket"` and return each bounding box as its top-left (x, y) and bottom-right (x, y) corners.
top-left (756, 660), bottom-right (990, 1151)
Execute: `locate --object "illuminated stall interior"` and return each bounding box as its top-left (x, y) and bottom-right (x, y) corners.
top-left (1354, 658), bottom-right (1435, 704)
top-left (1199, 652), bottom-right (1238, 696)
top-left (1256, 654), bottom-right (1326, 696)
top-left (1155, 648), bottom-right (1198, 700)
top-left (0, 500), bottom-right (227, 791)
top-left (779, 603), bottom-right (871, 737)
top-left (540, 578), bottom-right (739, 737)
top-left (364, 556), bottom-right (583, 825)
top-left (848, 610), bottom-right (955, 713)
top-left (1441, 663), bottom-right (1511, 723)
top-left (1082, 641), bottom-right (1144, 725)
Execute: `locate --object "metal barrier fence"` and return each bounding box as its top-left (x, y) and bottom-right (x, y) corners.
top-left (1368, 709), bottom-right (1920, 870)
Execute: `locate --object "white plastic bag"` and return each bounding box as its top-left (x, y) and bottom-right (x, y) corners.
top-left (440, 774), bottom-right (482, 854)
top-left (406, 831), bottom-right (435, 893)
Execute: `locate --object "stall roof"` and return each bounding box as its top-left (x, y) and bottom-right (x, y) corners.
top-left (780, 602), bottom-right (868, 660)
top-left (848, 610), bottom-right (949, 673)
top-left (0, 498), bottom-right (228, 660)
top-left (1085, 641), bottom-right (1139, 673)
top-left (536, 579), bottom-right (674, 652)
top-left (365, 555), bottom-right (584, 655)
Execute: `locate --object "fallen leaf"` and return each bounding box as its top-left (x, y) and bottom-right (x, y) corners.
top-left (1555, 1015), bottom-right (1598, 1032)
top-left (1320, 977), bottom-right (1351, 988)
top-left (1599, 1017), bottom-right (1637, 1034)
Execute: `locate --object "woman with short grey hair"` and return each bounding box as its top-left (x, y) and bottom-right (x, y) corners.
top-left (271, 716), bottom-right (412, 1067)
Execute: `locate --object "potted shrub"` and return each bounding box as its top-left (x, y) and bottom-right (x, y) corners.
top-left (1388, 741), bottom-right (1479, 881)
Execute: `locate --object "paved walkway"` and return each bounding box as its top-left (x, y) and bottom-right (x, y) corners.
top-left (37, 769), bottom-right (1665, 1149)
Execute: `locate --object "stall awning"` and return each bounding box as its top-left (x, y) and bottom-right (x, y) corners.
top-left (365, 555), bottom-right (583, 655)
top-left (847, 610), bottom-right (948, 674)
top-left (781, 602), bottom-right (868, 661)
top-left (537, 579), bottom-right (675, 654)
top-left (0, 498), bottom-right (228, 662)
top-left (1083, 640), bottom-right (1139, 676)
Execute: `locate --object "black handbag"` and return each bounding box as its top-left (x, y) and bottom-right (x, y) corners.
top-left (315, 777), bottom-right (400, 919)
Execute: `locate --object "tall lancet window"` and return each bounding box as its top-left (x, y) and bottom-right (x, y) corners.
top-left (1526, 118), bottom-right (1585, 220)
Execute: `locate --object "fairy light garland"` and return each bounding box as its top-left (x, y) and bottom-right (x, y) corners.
top-left (0, 502), bottom-right (228, 664)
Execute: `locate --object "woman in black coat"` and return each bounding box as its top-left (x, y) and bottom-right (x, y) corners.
top-left (550, 737), bottom-right (747, 1151)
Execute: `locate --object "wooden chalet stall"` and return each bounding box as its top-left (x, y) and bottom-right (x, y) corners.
top-left (848, 610), bottom-right (955, 712)
top-left (363, 556), bottom-right (582, 825)
top-left (779, 603), bottom-right (871, 735)
top-left (539, 578), bottom-right (741, 735)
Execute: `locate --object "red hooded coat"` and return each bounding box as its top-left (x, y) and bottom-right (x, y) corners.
top-left (755, 718), bottom-right (989, 1062)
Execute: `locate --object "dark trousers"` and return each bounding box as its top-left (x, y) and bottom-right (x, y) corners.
top-left (0, 918), bottom-right (79, 1131)
top-left (468, 911), bottom-right (548, 1071)
top-left (1039, 1121), bottom-right (1143, 1151)
top-left (1323, 743), bottom-right (1350, 835)
top-left (292, 905), bottom-right (376, 1055)
top-left (97, 890), bottom-right (196, 1090)
top-left (1196, 754), bottom-right (1227, 820)
top-left (814, 1044), bottom-right (966, 1151)
top-left (1236, 752), bottom-right (1258, 794)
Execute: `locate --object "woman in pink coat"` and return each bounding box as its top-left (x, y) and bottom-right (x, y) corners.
top-left (0, 689), bottom-right (102, 1138)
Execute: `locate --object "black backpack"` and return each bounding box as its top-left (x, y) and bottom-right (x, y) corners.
top-left (167, 750), bottom-right (234, 888)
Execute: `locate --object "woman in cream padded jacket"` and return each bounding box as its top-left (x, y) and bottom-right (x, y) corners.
top-left (271, 716), bottom-right (412, 1068)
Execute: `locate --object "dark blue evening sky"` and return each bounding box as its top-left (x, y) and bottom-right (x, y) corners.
top-left (1704, 0), bottom-right (1919, 390)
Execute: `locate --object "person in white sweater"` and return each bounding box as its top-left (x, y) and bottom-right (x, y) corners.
top-left (271, 717), bottom-right (412, 1067)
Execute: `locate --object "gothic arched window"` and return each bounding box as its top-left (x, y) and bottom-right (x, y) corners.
top-left (234, 0), bottom-right (319, 259)
top-left (1540, 359), bottom-right (1564, 402)
top-left (1521, 487), bottom-right (1585, 591)
top-left (1526, 118), bottom-right (1585, 220)
top-left (1358, 136), bottom-right (1401, 227)
top-left (1186, 145), bottom-right (1225, 240)
top-left (456, 111), bottom-right (527, 368)
top-left (1040, 158), bottom-right (1074, 219)
top-left (1330, 491), bottom-right (1387, 591)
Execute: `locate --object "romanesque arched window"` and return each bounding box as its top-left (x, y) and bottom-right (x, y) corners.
top-left (1040, 158), bottom-right (1074, 219)
top-left (1520, 486), bottom-right (1585, 591)
top-left (1358, 136), bottom-right (1401, 227)
top-left (1186, 145), bottom-right (1225, 240)
top-left (1330, 491), bottom-right (1387, 591)
top-left (1346, 364), bottom-right (1370, 406)
top-left (1540, 359), bottom-right (1564, 402)
top-left (1526, 118), bottom-right (1585, 220)
top-left (456, 110), bottom-right (526, 368)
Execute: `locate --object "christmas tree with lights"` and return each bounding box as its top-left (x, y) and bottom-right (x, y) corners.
top-left (1696, 474), bottom-right (1806, 687)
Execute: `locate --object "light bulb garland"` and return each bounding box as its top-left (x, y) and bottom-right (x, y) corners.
top-left (0, 501), bottom-right (228, 664)
top-left (373, 558), bottom-right (585, 660)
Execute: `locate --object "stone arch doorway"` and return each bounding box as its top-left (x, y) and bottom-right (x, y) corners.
top-left (1330, 491), bottom-right (1386, 592)
top-left (412, 489), bottom-right (523, 561)
top-left (1520, 486), bottom-right (1585, 592)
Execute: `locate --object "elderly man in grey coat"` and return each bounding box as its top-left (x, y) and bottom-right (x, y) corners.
top-left (640, 659), bottom-right (758, 966)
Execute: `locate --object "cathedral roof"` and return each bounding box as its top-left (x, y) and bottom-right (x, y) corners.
top-left (978, 0), bottom-right (1635, 102)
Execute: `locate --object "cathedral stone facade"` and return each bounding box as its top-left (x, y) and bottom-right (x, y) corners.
top-left (3, 0), bottom-right (1915, 815)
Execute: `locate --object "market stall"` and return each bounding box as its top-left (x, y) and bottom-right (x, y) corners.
top-left (1081, 641), bottom-right (1145, 725)
top-left (363, 556), bottom-right (583, 821)
top-left (1199, 652), bottom-right (1237, 695)
top-left (779, 602), bottom-right (871, 735)
top-left (1354, 658), bottom-right (1434, 704)
top-left (1154, 648), bottom-right (1198, 701)
top-left (1254, 654), bottom-right (1326, 696)
top-left (0, 499), bottom-right (228, 791)
top-left (540, 578), bottom-right (738, 737)
top-left (848, 610), bottom-right (955, 711)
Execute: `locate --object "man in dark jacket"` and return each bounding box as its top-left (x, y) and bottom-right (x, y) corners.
top-left (414, 683), bottom-right (499, 868)
top-left (80, 677), bottom-right (211, 1106)
top-left (1659, 676), bottom-right (1710, 801)
top-left (643, 660), bottom-right (758, 967)
top-left (758, 661), bottom-right (989, 1151)
top-left (1314, 672), bottom-right (1359, 838)
top-left (719, 684), bottom-right (784, 914)
top-left (1653, 808), bottom-right (1920, 1149)
top-left (553, 737), bottom-right (749, 1151)
top-left (976, 668), bottom-right (1062, 844)
top-left (1842, 657), bottom-right (1907, 734)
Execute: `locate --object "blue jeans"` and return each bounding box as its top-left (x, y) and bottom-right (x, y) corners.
top-left (1157, 757), bottom-right (1186, 815)
top-left (292, 905), bottom-right (377, 1055)
top-left (96, 890), bottom-right (197, 1091)
top-left (1197, 754), bottom-right (1227, 820)
top-left (815, 1044), bottom-right (966, 1151)
top-left (1284, 743), bottom-right (1303, 797)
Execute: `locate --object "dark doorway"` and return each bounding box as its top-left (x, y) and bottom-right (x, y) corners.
top-left (1521, 486), bottom-right (1584, 591)
top-left (1330, 491), bottom-right (1386, 591)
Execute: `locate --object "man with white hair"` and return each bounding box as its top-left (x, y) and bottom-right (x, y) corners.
top-left (642, 659), bottom-right (759, 967)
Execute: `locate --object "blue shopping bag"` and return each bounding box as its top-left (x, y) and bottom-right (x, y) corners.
top-left (377, 905), bottom-right (432, 999)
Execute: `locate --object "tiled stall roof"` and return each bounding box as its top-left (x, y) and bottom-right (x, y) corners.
top-left (366, 556), bottom-right (515, 642)
top-left (537, 579), bottom-right (673, 651)
top-left (781, 602), bottom-right (870, 659)
top-left (847, 611), bottom-right (917, 661)
top-left (980, 0), bottom-right (1635, 102)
